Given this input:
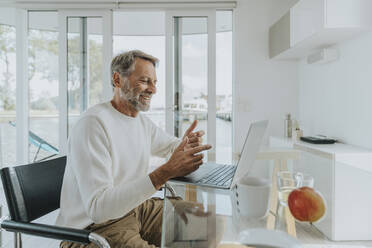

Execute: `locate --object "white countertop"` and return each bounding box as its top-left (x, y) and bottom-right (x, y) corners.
top-left (270, 136), bottom-right (372, 174)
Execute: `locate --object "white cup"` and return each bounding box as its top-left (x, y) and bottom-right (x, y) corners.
top-left (232, 176), bottom-right (272, 218)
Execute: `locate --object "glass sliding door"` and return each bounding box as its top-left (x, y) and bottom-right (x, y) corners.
top-left (216, 10), bottom-right (233, 164)
top-left (166, 11), bottom-right (216, 161)
top-left (66, 16), bottom-right (104, 132)
top-left (28, 11), bottom-right (59, 162)
top-left (59, 10), bottom-right (112, 154)
top-left (173, 17), bottom-right (208, 139)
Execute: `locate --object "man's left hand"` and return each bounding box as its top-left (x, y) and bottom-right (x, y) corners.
top-left (183, 120), bottom-right (205, 150)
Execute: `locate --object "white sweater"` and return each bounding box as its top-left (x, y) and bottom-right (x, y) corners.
top-left (56, 102), bottom-right (180, 228)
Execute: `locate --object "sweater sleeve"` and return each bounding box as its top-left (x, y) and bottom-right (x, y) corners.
top-left (147, 118), bottom-right (181, 158)
top-left (69, 116), bottom-right (157, 224)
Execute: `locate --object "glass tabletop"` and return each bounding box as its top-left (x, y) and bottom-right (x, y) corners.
top-left (161, 182), bottom-right (303, 248)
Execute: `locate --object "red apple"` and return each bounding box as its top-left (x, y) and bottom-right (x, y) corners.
top-left (288, 186), bottom-right (326, 223)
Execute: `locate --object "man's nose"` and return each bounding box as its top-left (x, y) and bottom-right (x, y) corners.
top-left (148, 82), bottom-right (157, 94)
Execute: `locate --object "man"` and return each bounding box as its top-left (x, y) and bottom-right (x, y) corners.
top-left (57, 50), bottom-right (211, 248)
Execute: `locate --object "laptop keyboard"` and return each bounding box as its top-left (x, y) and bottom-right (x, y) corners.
top-left (196, 165), bottom-right (236, 187)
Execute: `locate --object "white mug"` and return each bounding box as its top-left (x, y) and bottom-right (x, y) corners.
top-left (232, 176), bottom-right (272, 218)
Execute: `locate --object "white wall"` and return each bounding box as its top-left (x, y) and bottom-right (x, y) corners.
top-left (299, 32), bottom-right (372, 150)
top-left (234, 0), bottom-right (298, 176)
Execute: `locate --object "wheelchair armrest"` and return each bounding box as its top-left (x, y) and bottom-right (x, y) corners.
top-left (1, 220), bottom-right (110, 248)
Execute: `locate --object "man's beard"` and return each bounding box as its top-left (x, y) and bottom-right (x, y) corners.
top-left (120, 81), bottom-right (151, 112)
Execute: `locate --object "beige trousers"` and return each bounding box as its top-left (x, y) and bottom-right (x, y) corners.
top-left (60, 197), bottom-right (171, 248)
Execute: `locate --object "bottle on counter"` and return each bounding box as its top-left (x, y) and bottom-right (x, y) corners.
top-left (284, 113), bottom-right (292, 138)
top-left (294, 120), bottom-right (303, 140)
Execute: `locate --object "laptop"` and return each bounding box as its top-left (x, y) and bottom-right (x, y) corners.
top-left (170, 120), bottom-right (268, 190)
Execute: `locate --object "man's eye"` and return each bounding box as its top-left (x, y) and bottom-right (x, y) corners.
top-left (140, 79), bottom-right (156, 86)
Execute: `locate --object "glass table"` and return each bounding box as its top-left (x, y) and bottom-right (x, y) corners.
top-left (161, 182), bottom-right (303, 248)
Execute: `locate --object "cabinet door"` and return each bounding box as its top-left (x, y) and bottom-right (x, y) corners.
top-left (295, 150), bottom-right (334, 239)
top-left (334, 162), bottom-right (372, 240)
top-left (269, 12), bottom-right (291, 58)
top-left (325, 0), bottom-right (372, 28)
top-left (290, 0), bottom-right (324, 46)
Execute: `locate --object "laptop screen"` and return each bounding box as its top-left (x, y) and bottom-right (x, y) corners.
top-left (230, 120), bottom-right (268, 188)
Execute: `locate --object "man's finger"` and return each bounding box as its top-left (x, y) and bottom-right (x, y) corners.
top-left (187, 134), bottom-right (203, 144)
top-left (190, 154), bottom-right (203, 163)
top-left (193, 160), bottom-right (203, 167)
top-left (188, 142), bottom-right (199, 148)
top-left (195, 130), bottom-right (205, 137)
top-left (184, 120), bottom-right (197, 137)
top-left (187, 144), bottom-right (212, 155)
top-left (188, 136), bottom-right (199, 143)
top-left (192, 160), bottom-right (203, 170)
top-left (176, 137), bottom-right (188, 152)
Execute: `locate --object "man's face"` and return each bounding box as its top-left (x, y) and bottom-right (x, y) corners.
top-left (120, 58), bottom-right (157, 112)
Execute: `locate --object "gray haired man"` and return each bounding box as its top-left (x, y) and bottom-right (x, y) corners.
top-left (58, 50), bottom-right (211, 247)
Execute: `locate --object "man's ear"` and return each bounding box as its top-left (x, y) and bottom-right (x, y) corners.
top-left (112, 72), bottom-right (121, 88)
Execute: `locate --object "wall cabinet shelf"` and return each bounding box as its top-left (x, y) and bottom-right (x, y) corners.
top-left (269, 0), bottom-right (372, 60)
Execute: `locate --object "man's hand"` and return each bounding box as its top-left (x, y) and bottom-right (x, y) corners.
top-left (183, 120), bottom-right (205, 150)
top-left (165, 138), bottom-right (211, 178)
top-left (149, 138), bottom-right (212, 189)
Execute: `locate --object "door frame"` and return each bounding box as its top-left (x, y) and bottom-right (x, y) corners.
top-left (165, 10), bottom-right (216, 161)
top-left (58, 10), bottom-right (112, 154)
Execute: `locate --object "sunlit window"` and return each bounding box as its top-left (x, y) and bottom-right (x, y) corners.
top-left (0, 9), bottom-right (233, 167)
top-left (0, 8), bottom-right (16, 166)
top-left (28, 11), bottom-right (59, 162)
top-left (216, 10), bottom-right (233, 164)
top-left (67, 17), bottom-right (104, 134)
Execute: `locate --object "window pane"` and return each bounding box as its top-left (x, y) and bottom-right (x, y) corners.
top-left (28, 11), bottom-right (59, 162)
top-left (67, 17), bottom-right (81, 133)
top-left (216, 11), bottom-right (233, 164)
top-left (67, 17), bottom-right (103, 134)
top-left (0, 8), bottom-right (16, 166)
top-left (178, 17), bottom-right (208, 144)
top-left (88, 21), bottom-right (103, 107)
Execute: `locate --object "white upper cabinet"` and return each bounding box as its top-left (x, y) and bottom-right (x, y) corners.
top-left (269, 0), bottom-right (372, 59)
top-left (290, 0), bottom-right (324, 46)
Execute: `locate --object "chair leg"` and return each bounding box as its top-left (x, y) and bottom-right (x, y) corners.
top-left (164, 183), bottom-right (177, 198)
top-left (14, 232), bottom-right (22, 248)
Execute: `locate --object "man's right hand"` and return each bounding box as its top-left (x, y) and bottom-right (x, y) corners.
top-left (149, 138), bottom-right (212, 189)
top-left (166, 137), bottom-right (212, 178)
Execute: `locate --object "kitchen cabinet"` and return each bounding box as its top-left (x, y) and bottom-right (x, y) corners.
top-left (270, 136), bottom-right (372, 240)
top-left (269, 0), bottom-right (372, 59)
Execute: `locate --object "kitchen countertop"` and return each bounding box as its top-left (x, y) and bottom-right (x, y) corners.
top-left (270, 136), bottom-right (372, 174)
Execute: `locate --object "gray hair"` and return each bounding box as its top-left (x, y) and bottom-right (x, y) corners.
top-left (111, 50), bottom-right (159, 87)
